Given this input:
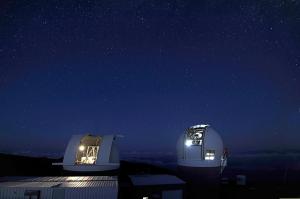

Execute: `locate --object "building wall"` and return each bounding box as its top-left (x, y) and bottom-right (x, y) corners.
top-left (0, 187), bottom-right (119, 199)
top-left (132, 184), bottom-right (186, 199)
top-left (63, 187), bottom-right (118, 199)
top-left (162, 190), bottom-right (183, 199)
top-left (0, 187), bottom-right (53, 199)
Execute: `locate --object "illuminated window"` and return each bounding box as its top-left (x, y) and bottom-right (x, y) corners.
top-left (75, 135), bottom-right (101, 165)
top-left (205, 150), bottom-right (215, 160)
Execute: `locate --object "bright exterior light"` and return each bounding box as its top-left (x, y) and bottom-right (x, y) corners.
top-left (79, 145), bottom-right (85, 151)
top-left (191, 124), bottom-right (209, 129)
top-left (185, 139), bottom-right (193, 147)
top-left (199, 124), bottom-right (209, 128)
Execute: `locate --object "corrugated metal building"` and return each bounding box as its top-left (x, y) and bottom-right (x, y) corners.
top-left (0, 176), bottom-right (118, 199)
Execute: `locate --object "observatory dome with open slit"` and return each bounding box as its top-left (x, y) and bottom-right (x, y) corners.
top-left (177, 124), bottom-right (227, 169)
top-left (62, 134), bottom-right (120, 172)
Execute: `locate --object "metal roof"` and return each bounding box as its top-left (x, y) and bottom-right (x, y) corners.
top-left (18, 176), bottom-right (117, 182)
top-left (129, 175), bottom-right (185, 186)
top-left (13, 181), bottom-right (62, 188)
top-left (0, 176), bottom-right (118, 188)
top-left (0, 176), bottom-right (118, 199)
top-left (60, 181), bottom-right (117, 188)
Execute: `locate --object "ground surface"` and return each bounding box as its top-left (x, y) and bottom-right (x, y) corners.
top-left (0, 153), bottom-right (300, 199)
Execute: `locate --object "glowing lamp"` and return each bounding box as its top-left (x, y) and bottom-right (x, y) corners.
top-left (79, 145), bottom-right (85, 151)
top-left (185, 139), bottom-right (193, 147)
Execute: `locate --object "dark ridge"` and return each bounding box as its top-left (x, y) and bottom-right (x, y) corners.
top-left (0, 153), bottom-right (63, 176)
top-left (0, 153), bottom-right (176, 177)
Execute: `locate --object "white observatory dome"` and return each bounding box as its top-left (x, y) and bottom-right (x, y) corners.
top-left (177, 124), bottom-right (226, 168)
top-left (62, 134), bottom-right (120, 172)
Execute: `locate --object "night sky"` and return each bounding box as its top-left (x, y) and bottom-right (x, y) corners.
top-left (0, 0), bottom-right (299, 155)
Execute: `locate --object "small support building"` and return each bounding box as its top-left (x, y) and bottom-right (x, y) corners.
top-left (129, 175), bottom-right (186, 199)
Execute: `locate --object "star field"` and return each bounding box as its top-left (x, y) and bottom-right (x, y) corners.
top-left (0, 0), bottom-right (299, 155)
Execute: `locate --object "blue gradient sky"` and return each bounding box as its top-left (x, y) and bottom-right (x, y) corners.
top-left (0, 0), bottom-right (299, 154)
